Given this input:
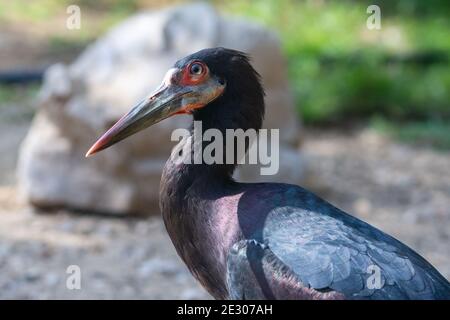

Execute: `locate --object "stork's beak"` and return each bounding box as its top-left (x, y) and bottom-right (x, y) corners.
top-left (85, 67), bottom-right (225, 157)
top-left (85, 86), bottom-right (190, 157)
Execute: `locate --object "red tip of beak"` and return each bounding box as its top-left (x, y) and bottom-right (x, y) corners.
top-left (85, 136), bottom-right (107, 157)
top-left (85, 126), bottom-right (117, 157)
top-left (85, 112), bottom-right (131, 157)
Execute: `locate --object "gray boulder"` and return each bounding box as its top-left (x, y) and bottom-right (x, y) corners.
top-left (17, 3), bottom-right (304, 215)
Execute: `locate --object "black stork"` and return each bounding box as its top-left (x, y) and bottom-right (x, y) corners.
top-left (86, 47), bottom-right (450, 300)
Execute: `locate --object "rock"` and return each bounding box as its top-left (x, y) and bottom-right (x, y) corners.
top-left (17, 3), bottom-right (304, 215)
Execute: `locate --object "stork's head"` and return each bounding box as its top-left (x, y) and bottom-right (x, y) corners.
top-left (86, 47), bottom-right (264, 157)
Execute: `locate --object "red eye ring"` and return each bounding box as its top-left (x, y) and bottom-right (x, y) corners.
top-left (182, 61), bottom-right (208, 85)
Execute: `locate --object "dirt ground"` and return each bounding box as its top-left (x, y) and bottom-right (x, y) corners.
top-left (0, 99), bottom-right (448, 299)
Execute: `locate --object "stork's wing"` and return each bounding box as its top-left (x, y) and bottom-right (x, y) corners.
top-left (232, 185), bottom-right (450, 300)
top-left (226, 239), bottom-right (344, 299)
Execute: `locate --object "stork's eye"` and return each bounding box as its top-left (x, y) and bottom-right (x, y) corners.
top-left (182, 61), bottom-right (208, 85)
top-left (189, 63), bottom-right (204, 75)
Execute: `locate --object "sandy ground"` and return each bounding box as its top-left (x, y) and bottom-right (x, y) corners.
top-left (0, 100), bottom-right (448, 299)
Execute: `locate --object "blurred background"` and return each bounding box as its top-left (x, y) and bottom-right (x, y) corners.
top-left (0, 0), bottom-right (448, 299)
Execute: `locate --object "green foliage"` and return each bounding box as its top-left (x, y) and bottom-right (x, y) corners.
top-left (0, 84), bottom-right (39, 121)
top-left (0, 0), bottom-right (61, 22)
top-left (0, 0), bottom-right (139, 23)
top-left (0, 85), bottom-right (38, 104)
top-left (219, 0), bottom-right (450, 127)
top-left (372, 117), bottom-right (450, 150)
top-left (296, 59), bottom-right (450, 124)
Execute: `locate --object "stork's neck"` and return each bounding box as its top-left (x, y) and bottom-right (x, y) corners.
top-left (159, 94), bottom-right (264, 299)
top-left (159, 131), bottom-right (238, 300)
top-left (161, 130), bottom-right (236, 202)
top-left (160, 95), bottom-right (263, 223)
